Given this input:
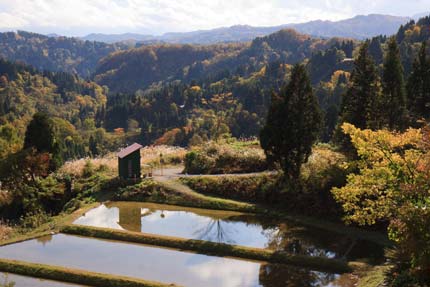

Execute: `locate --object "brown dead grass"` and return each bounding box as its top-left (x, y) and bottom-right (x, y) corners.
top-left (0, 222), bottom-right (13, 241)
top-left (59, 146), bottom-right (187, 177)
top-left (141, 145), bottom-right (186, 165)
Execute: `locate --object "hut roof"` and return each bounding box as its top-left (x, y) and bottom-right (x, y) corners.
top-left (117, 143), bottom-right (143, 159)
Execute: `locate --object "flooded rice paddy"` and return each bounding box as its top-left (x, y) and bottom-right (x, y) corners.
top-left (0, 272), bottom-right (86, 287)
top-left (0, 234), bottom-right (355, 287)
top-left (74, 202), bottom-right (384, 262)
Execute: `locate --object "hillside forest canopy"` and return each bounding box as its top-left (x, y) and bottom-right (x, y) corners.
top-left (0, 13), bottom-right (429, 287)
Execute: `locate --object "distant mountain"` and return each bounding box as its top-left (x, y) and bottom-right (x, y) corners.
top-left (156, 25), bottom-right (281, 44)
top-left (288, 14), bottom-right (410, 39)
top-left (412, 12), bottom-right (430, 20)
top-left (81, 14), bottom-right (410, 44)
top-left (46, 33), bottom-right (61, 37)
top-left (81, 33), bottom-right (153, 43)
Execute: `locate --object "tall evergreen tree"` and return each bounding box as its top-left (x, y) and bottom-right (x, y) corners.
top-left (89, 135), bottom-right (99, 157)
top-left (260, 64), bottom-right (322, 180)
top-left (368, 37), bottom-right (384, 64)
top-left (382, 37), bottom-right (408, 130)
top-left (24, 112), bottom-right (62, 170)
top-left (24, 112), bottom-right (56, 153)
top-left (407, 41), bottom-right (430, 120)
top-left (337, 41), bottom-right (383, 131)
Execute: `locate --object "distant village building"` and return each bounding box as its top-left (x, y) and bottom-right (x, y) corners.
top-left (117, 143), bottom-right (143, 179)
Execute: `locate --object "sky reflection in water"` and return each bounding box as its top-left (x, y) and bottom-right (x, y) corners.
top-left (0, 234), bottom-right (354, 287)
top-left (73, 202), bottom-right (384, 262)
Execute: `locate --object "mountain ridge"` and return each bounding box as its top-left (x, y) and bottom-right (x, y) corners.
top-left (79, 14), bottom-right (411, 44)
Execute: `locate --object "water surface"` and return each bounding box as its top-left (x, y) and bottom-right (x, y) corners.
top-left (0, 234), bottom-right (355, 287)
top-left (0, 272), bottom-right (85, 287)
top-left (74, 202), bottom-right (384, 262)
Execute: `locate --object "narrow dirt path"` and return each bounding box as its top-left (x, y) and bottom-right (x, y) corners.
top-left (153, 166), bottom-right (276, 179)
top-left (152, 166), bottom-right (257, 211)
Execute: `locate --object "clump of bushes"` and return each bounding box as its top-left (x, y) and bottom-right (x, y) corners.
top-left (62, 198), bottom-right (82, 213)
top-left (295, 144), bottom-right (351, 216)
top-left (114, 179), bottom-right (165, 201)
top-left (82, 160), bottom-right (95, 177)
top-left (181, 175), bottom-right (280, 203)
top-left (19, 210), bottom-right (50, 229)
top-left (184, 143), bottom-right (267, 174)
top-left (183, 145), bottom-right (350, 217)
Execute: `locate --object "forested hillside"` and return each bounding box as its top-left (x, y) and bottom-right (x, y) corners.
top-left (0, 58), bottom-right (112, 160)
top-left (95, 29), bottom-right (351, 93)
top-left (0, 7), bottom-right (430, 287)
top-left (94, 43), bottom-right (245, 93)
top-left (0, 16), bottom-right (429, 150)
top-left (0, 31), bottom-right (128, 77)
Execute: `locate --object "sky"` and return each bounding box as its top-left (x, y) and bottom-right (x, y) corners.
top-left (0, 0), bottom-right (428, 36)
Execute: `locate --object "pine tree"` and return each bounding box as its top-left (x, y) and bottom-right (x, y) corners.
top-left (382, 37), bottom-right (408, 130)
top-left (260, 64), bottom-right (322, 180)
top-left (337, 41), bottom-right (383, 131)
top-left (368, 37), bottom-right (384, 64)
top-left (24, 112), bottom-right (56, 153)
top-left (407, 41), bottom-right (430, 120)
top-left (89, 135), bottom-right (99, 157)
top-left (24, 112), bottom-right (62, 170)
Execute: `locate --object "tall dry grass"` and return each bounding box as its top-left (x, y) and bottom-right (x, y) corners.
top-left (0, 221), bottom-right (12, 241)
top-left (141, 145), bottom-right (186, 165)
top-left (58, 145), bottom-right (187, 177)
top-left (58, 153), bottom-right (118, 177)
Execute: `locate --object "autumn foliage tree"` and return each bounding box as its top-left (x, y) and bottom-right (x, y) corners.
top-left (332, 123), bottom-right (430, 284)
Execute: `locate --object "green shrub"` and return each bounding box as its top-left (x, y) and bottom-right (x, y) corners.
top-left (183, 145), bottom-right (350, 217)
top-left (184, 143), bottom-right (267, 174)
top-left (62, 198), bottom-right (82, 213)
top-left (82, 160), bottom-right (95, 177)
top-left (181, 175), bottom-right (280, 203)
top-left (19, 210), bottom-right (50, 229)
top-left (114, 179), bottom-right (164, 201)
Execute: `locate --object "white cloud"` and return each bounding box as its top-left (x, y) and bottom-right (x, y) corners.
top-left (0, 0), bottom-right (427, 36)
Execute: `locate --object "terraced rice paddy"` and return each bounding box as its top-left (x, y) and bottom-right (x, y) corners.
top-left (0, 234), bottom-right (354, 287)
top-left (74, 202), bottom-right (384, 262)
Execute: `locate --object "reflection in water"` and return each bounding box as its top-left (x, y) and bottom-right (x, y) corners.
top-left (36, 234), bottom-right (53, 245)
top-left (0, 234), bottom-right (353, 287)
top-left (75, 202), bottom-right (275, 248)
top-left (1, 272), bottom-right (85, 287)
top-left (118, 205), bottom-right (141, 232)
top-left (259, 264), bottom-right (357, 287)
top-left (73, 202), bottom-right (384, 262)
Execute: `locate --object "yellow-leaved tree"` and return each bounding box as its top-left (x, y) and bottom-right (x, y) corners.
top-left (332, 123), bottom-right (430, 284)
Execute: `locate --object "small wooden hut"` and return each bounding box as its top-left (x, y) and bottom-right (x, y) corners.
top-left (117, 143), bottom-right (143, 179)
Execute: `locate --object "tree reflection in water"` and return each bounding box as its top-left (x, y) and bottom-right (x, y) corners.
top-left (264, 222), bottom-right (352, 259)
top-left (107, 203), bottom-right (383, 263)
top-left (259, 264), bottom-right (356, 287)
top-left (36, 234), bottom-right (53, 245)
top-left (193, 219), bottom-right (234, 243)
